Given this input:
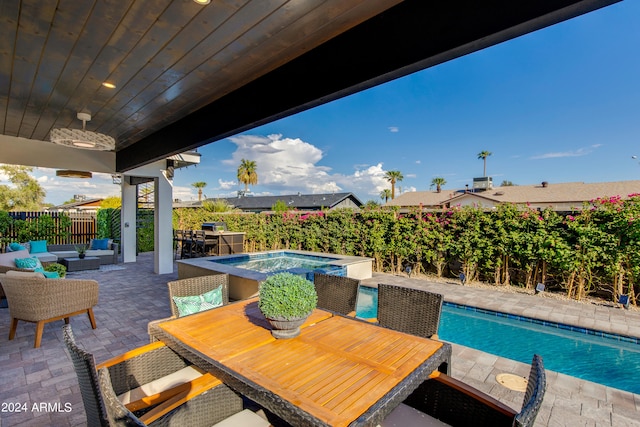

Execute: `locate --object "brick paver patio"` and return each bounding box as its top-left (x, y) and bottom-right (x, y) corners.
top-left (1, 253), bottom-right (639, 426)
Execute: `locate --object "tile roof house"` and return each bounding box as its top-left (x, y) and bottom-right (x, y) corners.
top-left (46, 198), bottom-right (104, 212)
top-left (385, 180), bottom-right (640, 212)
top-left (194, 192), bottom-right (363, 213)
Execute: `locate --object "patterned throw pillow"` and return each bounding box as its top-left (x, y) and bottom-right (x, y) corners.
top-left (172, 286), bottom-right (223, 317)
top-left (14, 256), bottom-right (43, 270)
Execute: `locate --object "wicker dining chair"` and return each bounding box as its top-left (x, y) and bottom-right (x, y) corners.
top-left (167, 274), bottom-right (230, 318)
top-left (97, 366), bottom-right (270, 427)
top-left (313, 273), bottom-right (360, 316)
top-left (403, 354), bottom-right (546, 427)
top-left (147, 274), bottom-right (230, 342)
top-left (63, 324), bottom-right (252, 426)
top-left (377, 283), bottom-right (443, 339)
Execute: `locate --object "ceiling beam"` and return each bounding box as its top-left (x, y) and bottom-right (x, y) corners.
top-left (117, 0), bottom-right (620, 172)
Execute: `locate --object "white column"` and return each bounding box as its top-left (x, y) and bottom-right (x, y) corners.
top-left (121, 177), bottom-right (138, 264)
top-left (154, 172), bottom-right (174, 274)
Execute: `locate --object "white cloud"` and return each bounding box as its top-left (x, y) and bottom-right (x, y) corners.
top-left (388, 126), bottom-right (399, 133)
top-left (415, 160), bottom-right (421, 164)
top-left (217, 179), bottom-right (236, 190)
top-left (225, 135), bottom-right (397, 198)
top-left (531, 145), bottom-right (599, 160)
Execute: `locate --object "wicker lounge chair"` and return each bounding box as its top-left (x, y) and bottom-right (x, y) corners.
top-left (64, 325), bottom-right (268, 427)
top-left (377, 283), bottom-right (443, 339)
top-left (313, 273), bottom-right (360, 316)
top-left (402, 354), bottom-right (546, 427)
top-left (2, 274), bottom-right (98, 347)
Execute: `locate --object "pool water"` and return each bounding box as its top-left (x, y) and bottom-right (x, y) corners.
top-left (215, 252), bottom-right (336, 274)
top-left (355, 286), bottom-right (640, 394)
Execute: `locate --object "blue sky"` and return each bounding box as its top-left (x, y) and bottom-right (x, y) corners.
top-left (9, 0), bottom-right (640, 205)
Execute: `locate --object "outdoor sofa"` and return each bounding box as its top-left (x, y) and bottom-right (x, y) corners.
top-left (1, 239), bottom-right (119, 265)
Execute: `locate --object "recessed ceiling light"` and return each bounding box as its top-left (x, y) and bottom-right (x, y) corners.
top-left (193, 0), bottom-right (211, 4)
top-left (102, 82), bottom-right (116, 89)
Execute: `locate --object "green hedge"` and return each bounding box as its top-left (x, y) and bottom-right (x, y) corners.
top-left (173, 195), bottom-right (640, 306)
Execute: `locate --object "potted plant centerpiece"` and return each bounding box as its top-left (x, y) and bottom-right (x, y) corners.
top-left (258, 272), bottom-right (318, 339)
top-left (75, 244), bottom-right (87, 259)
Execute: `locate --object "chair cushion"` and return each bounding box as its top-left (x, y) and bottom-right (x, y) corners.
top-left (0, 249), bottom-right (30, 267)
top-left (85, 249), bottom-right (114, 257)
top-left (50, 250), bottom-right (80, 259)
top-left (117, 366), bottom-right (203, 407)
top-left (14, 256), bottom-right (43, 270)
top-left (29, 240), bottom-right (48, 254)
top-left (5, 270), bottom-right (46, 279)
top-left (31, 252), bottom-right (59, 263)
top-left (173, 286), bottom-right (223, 317)
top-left (379, 403), bottom-right (451, 427)
top-left (211, 409), bottom-right (271, 427)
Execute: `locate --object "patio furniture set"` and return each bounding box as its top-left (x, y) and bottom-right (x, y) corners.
top-left (54, 273), bottom-right (545, 426)
top-left (174, 223), bottom-right (245, 259)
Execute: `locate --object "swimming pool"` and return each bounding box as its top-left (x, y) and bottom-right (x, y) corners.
top-left (213, 252), bottom-right (343, 274)
top-left (356, 286), bottom-right (640, 394)
top-left (177, 250), bottom-right (373, 300)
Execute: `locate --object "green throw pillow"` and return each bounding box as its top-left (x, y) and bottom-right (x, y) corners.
top-left (172, 286), bottom-right (223, 317)
top-left (34, 267), bottom-right (59, 279)
top-left (15, 256), bottom-right (43, 270)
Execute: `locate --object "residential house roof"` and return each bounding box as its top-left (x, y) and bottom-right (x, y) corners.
top-left (385, 180), bottom-right (640, 211)
top-left (198, 192), bottom-right (363, 212)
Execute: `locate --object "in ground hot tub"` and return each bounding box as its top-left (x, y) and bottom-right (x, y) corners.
top-left (177, 250), bottom-right (373, 300)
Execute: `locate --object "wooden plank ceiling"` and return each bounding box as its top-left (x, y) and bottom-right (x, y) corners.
top-left (0, 0), bottom-right (619, 172)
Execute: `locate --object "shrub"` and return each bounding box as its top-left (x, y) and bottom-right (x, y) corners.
top-left (44, 262), bottom-right (67, 278)
top-left (258, 272), bottom-right (317, 320)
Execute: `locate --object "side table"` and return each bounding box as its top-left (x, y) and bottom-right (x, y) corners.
top-left (61, 257), bottom-right (100, 272)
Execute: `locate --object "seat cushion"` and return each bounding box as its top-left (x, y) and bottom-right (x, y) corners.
top-left (379, 403), bottom-right (451, 427)
top-left (50, 250), bottom-right (80, 259)
top-left (5, 270), bottom-right (46, 279)
top-left (117, 366), bottom-right (203, 407)
top-left (211, 409), bottom-right (271, 427)
top-left (85, 249), bottom-right (114, 257)
top-left (0, 249), bottom-right (30, 267)
top-left (31, 252), bottom-right (58, 263)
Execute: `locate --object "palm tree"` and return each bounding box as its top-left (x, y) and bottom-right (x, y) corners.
top-left (384, 170), bottom-right (404, 200)
top-left (237, 159), bottom-right (258, 192)
top-left (477, 150), bottom-right (492, 177)
top-left (191, 181), bottom-right (207, 201)
top-left (379, 189), bottom-right (392, 203)
top-left (430, 177), bottom-right (447, 193)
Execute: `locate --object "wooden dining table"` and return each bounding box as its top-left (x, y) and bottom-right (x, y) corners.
top-left (149, 298), bottom-right (451, 427)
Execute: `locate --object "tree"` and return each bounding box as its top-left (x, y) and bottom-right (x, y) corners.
top-left (430, 177), bottom-right (447, 193)
top-left (384, 170), bottom-right (404, 200)
top-left (237, 159), bottom-right (258, 192)
top-left (500, 180), bottom-right (516, 186)
top-left (380, 189), bottom-right (392, 203)
top-left (100, 196), bottom-right (122, 208)
top-left (477, 150), bottom-right (492, 177)
top-left (0, 165), bottom-right (46, 211)
top-left (191, 182), bottom-right (207, 201)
